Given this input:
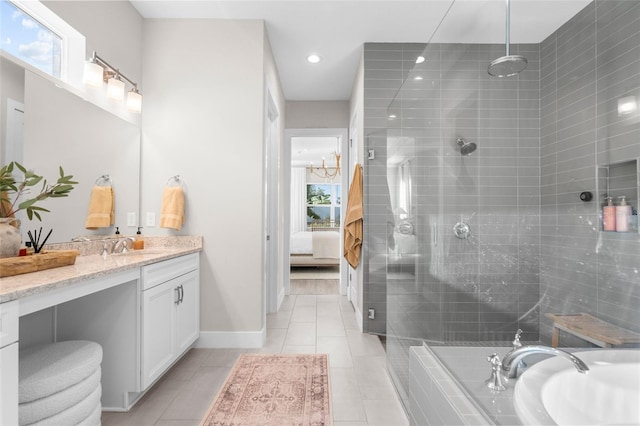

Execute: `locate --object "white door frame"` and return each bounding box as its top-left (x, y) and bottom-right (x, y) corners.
top-left (4, 98), bottom-right (25, 164)
top-left (347, 113), bottom-right (359, 307)
top-left (264, 91), bottom-right (280, 315)
top-left (284, 128), bottom-right (349, 296)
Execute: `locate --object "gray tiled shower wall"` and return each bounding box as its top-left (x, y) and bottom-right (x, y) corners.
top-left (539, 0), bottom-right (640, 344)
top-left (363, 0), bottom-right (640, 409)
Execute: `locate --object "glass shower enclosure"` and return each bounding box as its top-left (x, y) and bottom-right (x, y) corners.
top-left (361, 0), bottom-right (640, 410)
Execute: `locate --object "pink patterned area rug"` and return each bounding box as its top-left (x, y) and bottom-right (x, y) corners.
top-left (200, 353), bottom-right (332, 426)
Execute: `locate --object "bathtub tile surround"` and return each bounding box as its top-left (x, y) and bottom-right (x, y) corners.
top-left (362, 0), bottom-right (640, 418)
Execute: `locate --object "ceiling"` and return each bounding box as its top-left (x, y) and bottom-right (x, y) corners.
top-left (130, 0), bottom-right (591, 101)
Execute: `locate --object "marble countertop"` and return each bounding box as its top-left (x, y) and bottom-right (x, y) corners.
top-left (0, 236), bottom-right (203, 303)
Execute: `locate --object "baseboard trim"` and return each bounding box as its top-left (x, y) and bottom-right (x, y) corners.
top-left (354, 305), bottom-right (363, 332)
top-left (277, 287), bottom-right (285, 310)
top-left (195, 328), bottom-right (266, 349)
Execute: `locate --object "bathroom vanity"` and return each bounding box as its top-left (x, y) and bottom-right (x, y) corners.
top-left (0, 237), bottom-right (202, 424)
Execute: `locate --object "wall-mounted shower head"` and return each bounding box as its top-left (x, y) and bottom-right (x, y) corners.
top-left (457, 138), bottom-right (477, 156)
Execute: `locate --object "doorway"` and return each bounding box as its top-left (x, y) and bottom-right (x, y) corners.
top-left (284, 128), bottom-right (349, 296)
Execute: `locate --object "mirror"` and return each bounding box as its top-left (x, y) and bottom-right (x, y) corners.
top-left (1, 56), bottom-right (140, 243)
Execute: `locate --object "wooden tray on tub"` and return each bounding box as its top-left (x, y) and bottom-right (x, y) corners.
top-left (0, 250), bottom-right (80, 278)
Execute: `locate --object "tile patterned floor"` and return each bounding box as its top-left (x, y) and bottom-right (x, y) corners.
top-left (102, 295), bottom-right (409, 426)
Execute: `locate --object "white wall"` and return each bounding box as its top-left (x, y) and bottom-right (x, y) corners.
top-left (141, 19), bottom-right (269, 341)
top-left (285, 101), bottom-right (350, 129)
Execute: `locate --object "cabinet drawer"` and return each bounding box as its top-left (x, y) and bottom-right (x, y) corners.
top-left (0, 301), bottom-right (19, 349)
top-left (142, 253), bottom-right (199, 290)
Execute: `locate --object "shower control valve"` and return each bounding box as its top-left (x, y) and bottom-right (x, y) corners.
top-left (453, 222), bottom-right (471, 239)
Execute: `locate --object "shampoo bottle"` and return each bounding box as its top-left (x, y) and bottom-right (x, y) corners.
top-left (616, 196), bottom-right (631, 232)
top-left (603, 197), bottom-right (616, 231)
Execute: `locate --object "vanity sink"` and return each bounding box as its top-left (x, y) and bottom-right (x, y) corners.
top-left (514, 349), bottom-right (640, 425)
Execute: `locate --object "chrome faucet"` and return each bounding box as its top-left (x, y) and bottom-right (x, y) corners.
top-left (501, 345), bottom-right (590, 379)
top-left (112, 237), bottom-right (135, 254)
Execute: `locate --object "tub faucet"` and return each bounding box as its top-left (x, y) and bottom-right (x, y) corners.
top-left (501, 345), bottom-right (589, 379)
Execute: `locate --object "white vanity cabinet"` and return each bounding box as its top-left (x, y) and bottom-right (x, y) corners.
top-left (0, 300), bottom-right (19, 426)
top-left (141, 253), bottom-right (199, 389)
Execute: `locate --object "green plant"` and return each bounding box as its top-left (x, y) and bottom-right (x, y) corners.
top-left (0, 162), bottom-right (78, 221)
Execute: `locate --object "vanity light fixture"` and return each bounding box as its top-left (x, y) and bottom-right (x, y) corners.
top-left (308, 151), bottom-right (341, 180)
top-left (83, 51), bottom-right (142, 113)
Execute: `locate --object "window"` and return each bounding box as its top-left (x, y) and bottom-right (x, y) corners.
top-left (307, 184), bottom-right (341, 229)
top-left (0, 0), bottom-right (85, 86)
top-left (1, 0), bottom-right (61, 76)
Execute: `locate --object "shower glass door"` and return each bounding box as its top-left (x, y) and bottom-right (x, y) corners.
top-left (366, 21), bottom-right (542, 407)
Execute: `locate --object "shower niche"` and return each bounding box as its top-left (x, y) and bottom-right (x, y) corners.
top-left (597, 159), bottom-right (639, 234)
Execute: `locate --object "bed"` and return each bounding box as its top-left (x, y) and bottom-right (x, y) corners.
top-left (290, 231), bottom-right (340, 266)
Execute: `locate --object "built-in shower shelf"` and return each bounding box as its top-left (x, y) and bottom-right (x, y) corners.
top-left (597, 158), bottom-right (639, 234)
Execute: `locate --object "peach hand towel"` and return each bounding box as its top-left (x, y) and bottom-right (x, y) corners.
top-left (344, 164), bottom-right (363, 268)
top-left (160, 186), bottom-right (185, 230)
top-left (85, 186), bottom-right (114, 229)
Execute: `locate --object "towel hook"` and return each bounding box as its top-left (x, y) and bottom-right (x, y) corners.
top-left (95, 174), bottom-right (112, 186)
top-left (166, 175), bottom-right (183, 187)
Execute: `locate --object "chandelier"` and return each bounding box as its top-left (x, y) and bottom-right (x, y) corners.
top-left (308, 152), bottom-right (341, 180)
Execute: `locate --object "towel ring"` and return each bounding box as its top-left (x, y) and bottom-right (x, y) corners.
top-left (166, 175), bottom-right (184, 187)
top-left (95, 174), bottom-right (112, 186)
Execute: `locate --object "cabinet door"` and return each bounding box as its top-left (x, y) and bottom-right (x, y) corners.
top-left (141, 280), bottom-right (177, 389)
top-left (175, 270), bottom-right (200, 354)
top-left (0, 342), bottom-right (18, 426)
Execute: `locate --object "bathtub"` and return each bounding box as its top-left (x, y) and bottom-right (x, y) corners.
top-left (514, 349), bottom-right (640, 425)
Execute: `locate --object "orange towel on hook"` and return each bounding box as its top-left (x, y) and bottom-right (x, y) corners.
top-left (160, 186), bottom-right (185, 230)
top-left (85, 186), bottom-right (115, 229)
top-left (344, 164), bottom-right (363, 268)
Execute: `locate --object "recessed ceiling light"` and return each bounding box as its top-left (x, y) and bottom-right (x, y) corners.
top-left (414, 76), bottom-right (423, 81)
top-left (307, 54), bottom-right (322, 64)
top-left (388, 114), bottom-right (397, 119)
top-left (415, 56), bottom-right (425, 64)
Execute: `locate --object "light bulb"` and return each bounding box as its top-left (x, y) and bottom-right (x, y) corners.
top-left (83, 61), bottom-right (103, 87)
top-left (107, 77), bottom-right (125, 101)
top-left (127, 90), bottom-right (142, 113)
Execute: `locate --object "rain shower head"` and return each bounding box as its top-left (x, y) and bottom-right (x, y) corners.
top-left (457, 138), bottom-right (477, 155)
top-left (488, 0), bottom-right (528, 77)
top-left (488, 55), bottom-right (528, 78)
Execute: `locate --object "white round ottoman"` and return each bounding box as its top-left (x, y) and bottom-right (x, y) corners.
top-left (19, 341), bottom-right (102, 426)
